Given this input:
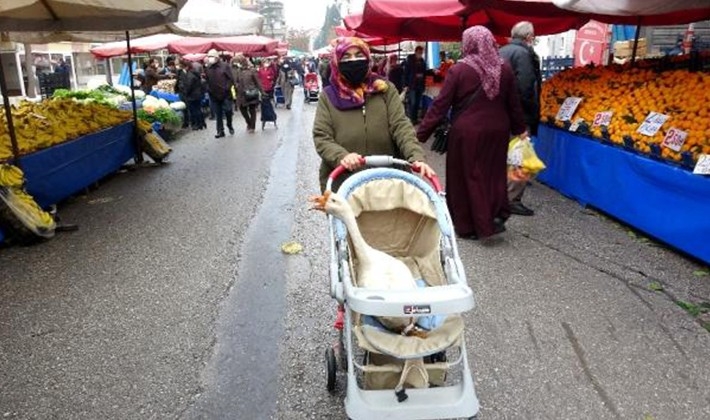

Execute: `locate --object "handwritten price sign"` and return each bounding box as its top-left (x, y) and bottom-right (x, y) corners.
top-left (556, 97), bottom-right (583, 121)
top-left (593, 111), bottom-right (613, 127)
top-left (661, 128), bottom-right (688, 152)
top-left (694, 154), bottom-right (710, 175)
top-left (637, 112), bottom-right (669, 136)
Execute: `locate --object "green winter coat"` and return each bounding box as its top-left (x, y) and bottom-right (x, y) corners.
top-left (313, 81), bottom-right (426, 191)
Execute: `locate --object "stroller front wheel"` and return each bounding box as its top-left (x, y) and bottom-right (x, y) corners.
top-left (325, 347), bottom-right (337, 393)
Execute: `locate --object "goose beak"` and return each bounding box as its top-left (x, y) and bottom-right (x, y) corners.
top-left (309, 190), bottom-right (331, 211)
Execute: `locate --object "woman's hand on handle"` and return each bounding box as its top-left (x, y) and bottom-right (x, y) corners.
top-left (412, 161), bottom-right (436, 178)
top-left (340, 153), bottom-right (364, 171)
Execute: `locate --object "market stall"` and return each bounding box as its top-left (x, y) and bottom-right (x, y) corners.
top-left (0, 0), bottom-right (187, 245)
top-left (535, 124), bottom-right (710, 263)
top-left (535, 54), bottom-right (710, 264)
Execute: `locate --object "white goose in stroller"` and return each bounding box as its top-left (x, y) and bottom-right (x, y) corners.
top-left (311, 190), bottom-right (428, 339)
top-left (312, 156), bottom-right (480, 420)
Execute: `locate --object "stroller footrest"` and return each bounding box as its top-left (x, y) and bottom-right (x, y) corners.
top-left (345, 375), bottom-right (479, 420)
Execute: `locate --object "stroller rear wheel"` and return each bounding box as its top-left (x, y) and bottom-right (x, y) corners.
top-left (325, 347), bottom-right (337, 392)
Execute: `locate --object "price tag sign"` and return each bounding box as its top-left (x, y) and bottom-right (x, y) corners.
top-left (556, 97), bottom-right (583, 121)
top-left (693, 154), bottom-right (710, 175)
top-left (661, 127), bottom-right (688, 152)
top-left (569, 117), bottom-right (584, 132)
top-left (593, 111), bottom-right (613, 127)
top-left (637, 112), bottom-right (669, 136)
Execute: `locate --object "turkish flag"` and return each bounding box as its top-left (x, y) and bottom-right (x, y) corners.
top-left (574, 20), bottom-right (610, 67)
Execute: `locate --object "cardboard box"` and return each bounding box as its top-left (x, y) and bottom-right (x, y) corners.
top-left (614, 38), bottom-right (647, 51)
top-left (614, 44), bottom-right (647, 59)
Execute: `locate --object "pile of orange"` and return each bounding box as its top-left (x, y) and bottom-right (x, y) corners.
top-left (540, 64), bottom-right (710, 164)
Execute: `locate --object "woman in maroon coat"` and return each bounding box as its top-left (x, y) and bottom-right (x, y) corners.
top-left (417, 26), bottom-right (528, 239)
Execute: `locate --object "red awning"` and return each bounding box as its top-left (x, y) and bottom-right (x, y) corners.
top-left (90, 34), bottom-right (184, 58)
top-left (354, 0), bottom-right (470, 41)
top-left (167, 35), bottom-right (279, 55)
top-left (459, 0), bottom-right (710, 26)
top-left (182, 53), bottom-right (206, 62)
top-left (549, 0), bottom-right (710, 25)
top-left (353, 0), bottom-right (585, 41)
top-left (336, 19), bottom-right (403, 46)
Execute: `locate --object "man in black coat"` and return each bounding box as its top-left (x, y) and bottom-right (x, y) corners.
top-left (500, 21), bottom-right (542, 217)
top-left (403, 46), bottom-right (427, 124)
top-left (204, 49), bottom-right (236, 138)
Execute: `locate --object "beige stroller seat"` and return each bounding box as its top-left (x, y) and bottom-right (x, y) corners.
top-left (325, 162), bottom-right (478, 420)
top-left (342, 178), bottom-right (465, 389)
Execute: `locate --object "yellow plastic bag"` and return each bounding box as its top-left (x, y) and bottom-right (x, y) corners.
top-left (508, 137), bottom-right (546, 176)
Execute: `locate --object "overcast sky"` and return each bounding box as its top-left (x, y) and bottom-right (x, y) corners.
top-left (281, 0), bottom-right (365, 30)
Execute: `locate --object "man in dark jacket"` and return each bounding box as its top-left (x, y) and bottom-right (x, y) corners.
top-left (387, 55), bottom-right (405, 93)
top-left (319, 57), bottom-right (331, 88)
top-left (179, 60), bottom-right (205, 130)
top-left (500, 21), bottom-right (542, 216)
top-left (142, 58), bottom-right (171, 95)
top-left (403, 46), bottom-right (427, 124)
top-left (204, 49), bottom-right (236, 138)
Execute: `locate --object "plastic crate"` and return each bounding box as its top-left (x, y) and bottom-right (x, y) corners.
top-left (541, 56), bottom-right (574, 81)
top-left (38, 72), bottom-right (70, 99)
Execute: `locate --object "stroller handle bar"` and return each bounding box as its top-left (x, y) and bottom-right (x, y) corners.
top-left (327, 155), bottom-right (443, 193)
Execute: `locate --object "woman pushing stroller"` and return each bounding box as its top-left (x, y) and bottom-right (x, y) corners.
top-left (312, 36), bottom-right (435, 192)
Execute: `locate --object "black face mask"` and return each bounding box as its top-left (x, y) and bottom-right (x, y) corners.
top-left (338, 59), bottom-right (369, 86)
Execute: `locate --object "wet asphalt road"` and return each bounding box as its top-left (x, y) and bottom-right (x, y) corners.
top-left (2, 90), bottom-right (710, 420)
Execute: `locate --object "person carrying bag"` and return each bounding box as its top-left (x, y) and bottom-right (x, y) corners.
top-left (430, 84), bottom-right (482, 154)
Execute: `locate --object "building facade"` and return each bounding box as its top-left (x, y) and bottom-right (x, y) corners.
top-left (221, 0), bottom-right (286, 39)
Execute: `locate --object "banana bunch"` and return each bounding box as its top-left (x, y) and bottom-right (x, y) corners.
top-left (0, 164), bottom-right (24, 188)
top-left (0, 163), bottom-right (55, 243)
top-left (0, 98), bottom-right (132, 160)
top-left (137, 119), bottom-right (154, 136)
top-left (3, 188), bottom-right (55, 230)
top-left (142, 131), bottom-right (172, 163)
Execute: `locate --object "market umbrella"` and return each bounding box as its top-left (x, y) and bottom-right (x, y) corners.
top-left (90, 34), bottom-right (184, 59)
top-left (0, 0), bottom-right (188, 166)
top-left (1, 0), bottom-right (263, 44)
top-left (0, 1), bottom-right (185, 32)
top-left (353, 0), bottom-right (472, 41)
top-left (548, 0), bottom-right (710, 62)
top-left (182, 53), bottom-right (207, 62)
top-left (83, 0), bottom-right (264, 58)
top-left (168, 35), bottom-right (279, 55)
top-left (354, 0), bottom-right (586, 41)
top-left (550, 0), bottom-right (710, 25)
top-left (169, 0), bottom-right (263, 36)
top-left (313, 45), bottom-right (333, 58)
top-left (340, 15), bottom-right (405, 45)
top-left (287, 49), bottom-right (307, 57)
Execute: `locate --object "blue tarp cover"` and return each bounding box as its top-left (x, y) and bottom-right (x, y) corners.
top-left (23, 122), bottom-right (135, 208)
top-left (534, 125), bottom-right (710, 264)
top-left (149, 90), bottom-right (180, 103)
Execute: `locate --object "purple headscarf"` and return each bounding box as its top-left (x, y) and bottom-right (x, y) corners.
top-left (460, 26), bottom-right (504, 100)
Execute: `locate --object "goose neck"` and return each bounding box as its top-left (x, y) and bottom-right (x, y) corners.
top-left (339, 211), bottom-right (372, 262)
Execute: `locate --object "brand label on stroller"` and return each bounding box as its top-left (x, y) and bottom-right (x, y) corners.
top-left (404, 305), bottom-right (431, 315)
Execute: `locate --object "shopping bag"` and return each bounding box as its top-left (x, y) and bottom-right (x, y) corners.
top-left (508, 137), bottom-right (545, 181)
top-left (430, 122), bottom-right (450, 154)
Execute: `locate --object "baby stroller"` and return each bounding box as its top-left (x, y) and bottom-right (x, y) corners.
top-left (304, 72), bottom-right (320, 103)
top-left (322, 156), bottom-right (479, 420)
top-left (261, 91), bottom-right (278, 130)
